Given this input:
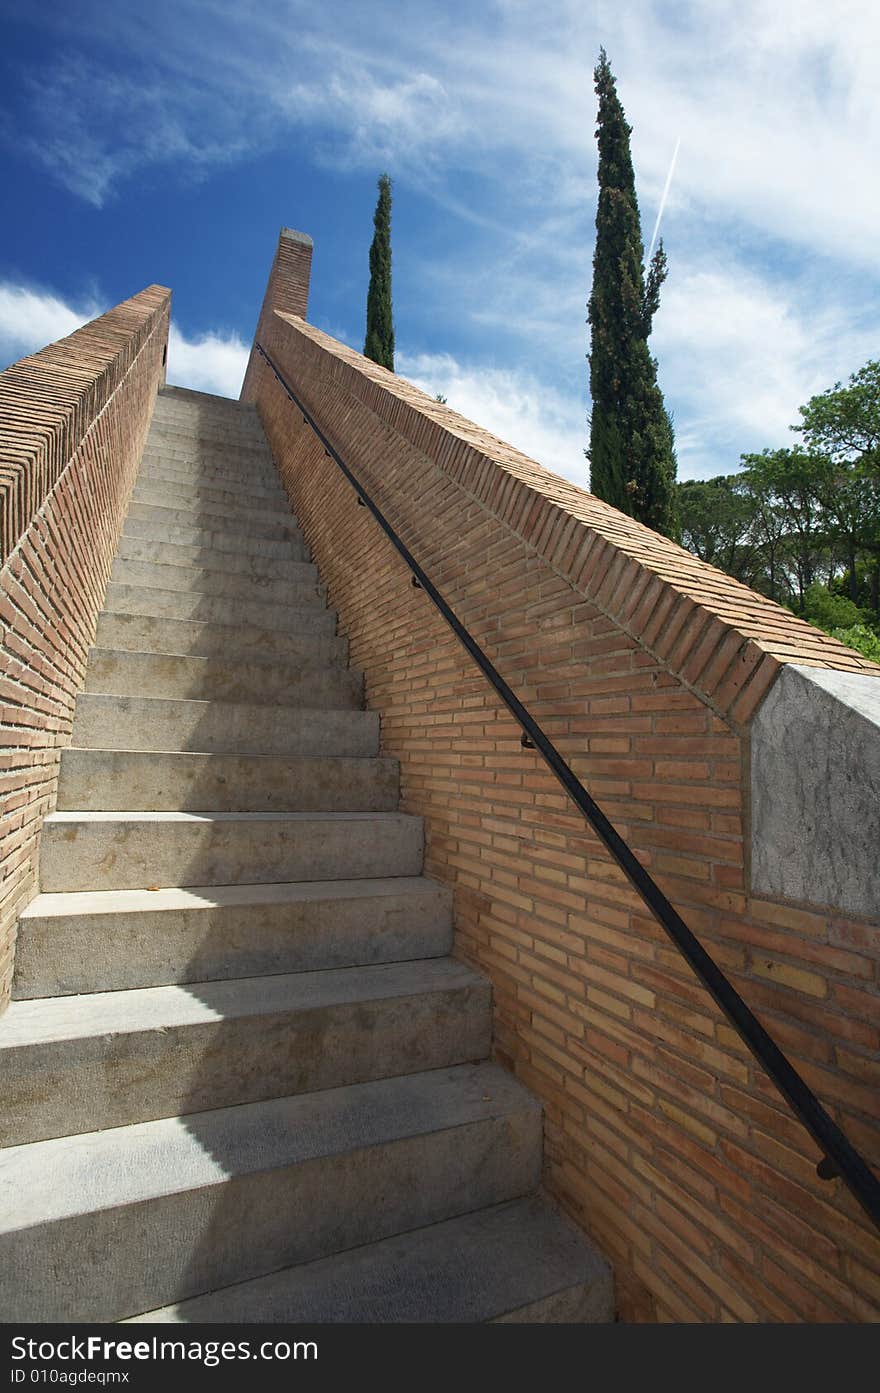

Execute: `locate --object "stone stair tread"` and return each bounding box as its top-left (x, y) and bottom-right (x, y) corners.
top-left (139, 450), bottom-right (274, 474)
top-left (123, 517), bottom-right (304, 557)
top-left (70, 692), bottom-right (376, 754)
top-left (130, 491), bottom-right (296, 527)
top-left (126, 502), bottom-right (300, 542)
top-left (45, 808), bottom-right (417, 825)
top-left (116, 537), bottom-right (312, 576)
top-left (0, 957), bottom-right (483, 1048)
top-left (135, 464), bottom-right (285, 490)
top-left (0, 1062), bottom-right (534, 1231)
top-left (141, 441), bottom-right (273, 464)
top-left (128, 1195), bottom-right (613, 1325)
top-left (80, 649), bottom-right (361, 707)
top-left (19, 875), bottom-right (448, 922)
top-left (57, 749), bottom-right (396, 813)
top-left (13, 877), bottom-right (453, 999)
top-left (93, 612), bottom-right (346, 663)
top-left (39, 808), bottom-right (423, 893)
top-left (137, 467), bottom-right (287, 498)
top-left (109, 558), bottom-right (321, 605)
top-left (102, 581), bottom-right (330, 633)
top-left (84, 644), bottom-right (341, 680)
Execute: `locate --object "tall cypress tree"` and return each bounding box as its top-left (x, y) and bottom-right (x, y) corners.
top-left (587, 50), bottom-right (677, 535)
top-left (364, 173), bottom-right (395, 371)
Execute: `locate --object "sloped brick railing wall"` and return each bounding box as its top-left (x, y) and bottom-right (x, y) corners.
top-left (244, 267), bottom-right (879, 1320)
top-left (0, 285), bottom-right (171, 1009)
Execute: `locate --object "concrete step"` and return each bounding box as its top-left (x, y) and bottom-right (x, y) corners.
top-left (140, 443), bottom-right (273, 473)
top-left (94, 612), bottom-right (347, 666)
top-left (58, 750), bottom-right (396, 813)
top-left (129, 1195), bottom-right (613, 1325)
top-left (138, 460), bottom-right (286, 499)
top-left (156, 385), bottom-right (255, 411)
top-left (0, 958), bottom-right (491, 1147)
top-left (130, 486), bottom-right (294, 529)
top-left (0, 1062), bottom-right (541, 1322)
top-left (110, 557), bottom-right (321, 607)
top-left (103, 581), bottom-right (328, 633)
top-left (149, 413), bottom-right (263, 440)
top-left (70, 693), bottom-right (375, 754)
top-left (147, 422), bottom-right (267, 449)
top-left (123, 514), bottom-right (304, 558)
top-left (116, 534), bottom-right (311, 578)
top-left (142, 439), bottom-right (278, 469)
top-left (38, 810), bottom-right (423, 891)
top-left (126, 500), bottom-right (300, 543)
top-left (144, 434), bottom-right (272, 466)
top-left (150, 404), bottom-right (265, 432)
top-left (147, 418), bottom-right (269, 447)
top-left (135, 472), bottom-right (288, 511)
top-left (155, 387), bottom-right (259, 421)
top-left (82, 648), bottom-right (361, 706)
top-left (13, 877), bottom-right (453, 998)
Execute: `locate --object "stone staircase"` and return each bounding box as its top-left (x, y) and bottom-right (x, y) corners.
top-left (0, 385), bottom-right (612, 1323)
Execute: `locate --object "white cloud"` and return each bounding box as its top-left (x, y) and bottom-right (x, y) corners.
top-left (166, 324), bottom-right (250, 399)
top-left (18, 1), bottom-right (880, 263)
top-left (0, 284), bottom-right (102, 365)
top-left (7, 2), bottom-right (880, 487)
top-left (653, 261), bottom-right (880, 477)
top-left (284, 69), bottom-right (464, 171)
top-left (0, 281), bottom-right (250, 401)
top-left (18, 54), bottom-right (251, 207)
top-left (398, 349), bottom-right (588, 486)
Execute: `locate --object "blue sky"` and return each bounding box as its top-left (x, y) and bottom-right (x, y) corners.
top-left (1, 0), bottom-right (879, 489)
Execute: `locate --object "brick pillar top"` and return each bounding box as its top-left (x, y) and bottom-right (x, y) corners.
top-left (266, 227), bottom-right (313, 320)
top-left (241, 227), bottom-right (313, 400)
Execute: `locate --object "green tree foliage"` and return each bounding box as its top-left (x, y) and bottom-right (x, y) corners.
top-left (677, 475), bottom-right (757, 582)
top-left (675, 359), bottom-right (880, 662)
top-left (796, 360), bottom-right (880, 472)
top-left (830, 625), bottom-right (880, 662)
top-left (738, 448), bottom-right (829, 609)
top-left (364, 173), bottom-right (394, 371)
top-left (796, 360), bottom-right (880, 610)
top-left (587, 49), bottom-right (677, 537)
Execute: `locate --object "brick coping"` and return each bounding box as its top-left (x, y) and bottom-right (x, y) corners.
top-left (270, 310), bottom-right (880, 731)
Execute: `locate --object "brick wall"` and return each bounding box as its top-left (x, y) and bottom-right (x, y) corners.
top-left (0, 285), bottom-right (171, 1009)
top-left (240, 229), bottom-right (312, 403)
top-left (246, 304), bottom-right (879, 1323)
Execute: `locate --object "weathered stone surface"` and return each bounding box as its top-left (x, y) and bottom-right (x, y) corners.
top-left (129, 1195), bottom-right (613, 1325)
top-left (13, 877), bottom-right (453, 997)
top-left (39, 810), bottom-right (423, 892)
top-left (1, 959), bottom-right (491, 1144)
top-left (751, 663), bottom-right (880, 917)
top-left (0, 1064), bottom-right (541, 1322)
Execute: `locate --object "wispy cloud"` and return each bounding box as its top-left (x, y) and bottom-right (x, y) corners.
top-left (15, 1), bottom-right (880, 259)
top-left (17, 54), bottom-right (251, 207)
top-left (0, 281), bottom-right (249, 400)
top-left (166, 324), bottom-right (250, 399)
top-left (0, 283), bottom-right (103, 363)
top-left (5, 1), bottom-right (879, 483)
top-left (398, 349), bottom-right (588, 485)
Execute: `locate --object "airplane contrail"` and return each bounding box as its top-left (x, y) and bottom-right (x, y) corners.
top-left (647, 135), bottom-right (681, 263)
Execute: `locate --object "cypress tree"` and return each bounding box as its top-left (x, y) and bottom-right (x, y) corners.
top-left (587, 50), bottom-right (677, 535)
top-left (364, 173), bottom-right (394, 371)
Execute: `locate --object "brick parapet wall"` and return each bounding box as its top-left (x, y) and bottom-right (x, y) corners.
top-left (240, 230), bottom-right (312, 404)
top-left (248, 307), bottom-right (879, 1322)
top-left (0, 286), bottom-right (171, 1009)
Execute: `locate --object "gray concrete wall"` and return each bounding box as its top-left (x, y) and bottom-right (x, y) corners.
top-left (751, 663), bottom-right (880, 918)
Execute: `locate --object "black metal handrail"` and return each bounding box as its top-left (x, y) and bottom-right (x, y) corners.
top-left (255, 339), bottom-right (880, 1234)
